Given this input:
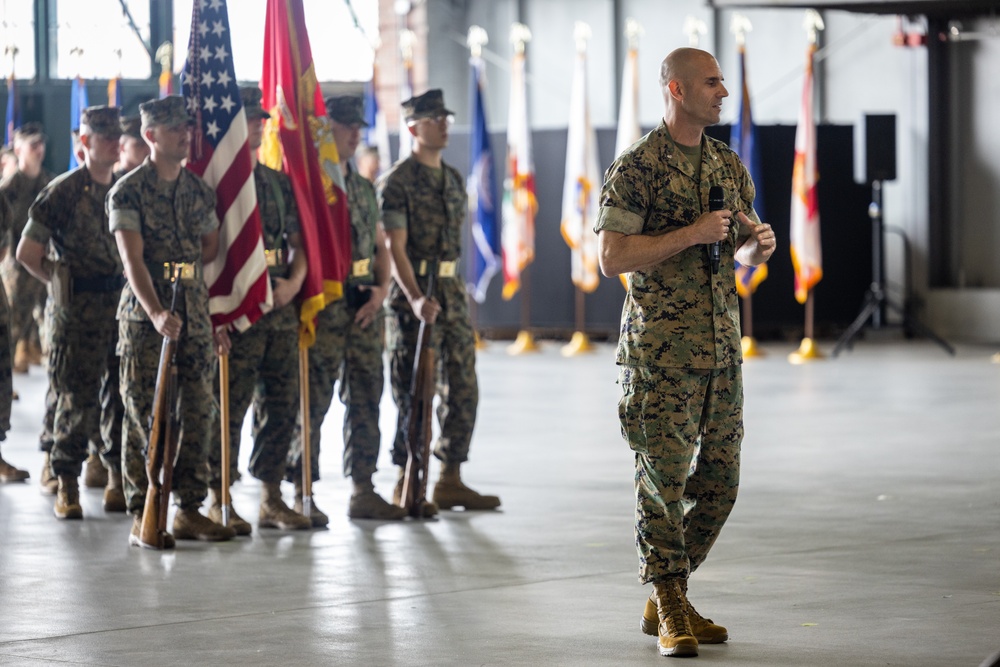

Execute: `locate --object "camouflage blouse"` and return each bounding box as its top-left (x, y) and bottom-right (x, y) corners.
top-left (24, 167), bottom-right (122, 278)
top-left (595, 120), bottom-right (760, 370)
top-left (107, 158), bottom-right (219, 337)
top-left (377, 156), bottom-right (468, 314)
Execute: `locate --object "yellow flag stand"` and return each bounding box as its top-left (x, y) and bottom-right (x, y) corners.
top-left (991, 352), bottom-right (1000, 364)
top-left (508, 264), bottom-right (539, 354)
top-left (561, 288), bottom-right (593, 357)
top-left (788, 291), bottom-right (824, 364)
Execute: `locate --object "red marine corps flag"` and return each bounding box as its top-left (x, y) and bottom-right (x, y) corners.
top-left (260, 0), bottom-right (351, 347)
top-left (182, 0), bottom-right (271, 332)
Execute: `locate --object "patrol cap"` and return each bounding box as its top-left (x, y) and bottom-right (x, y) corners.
top-left (401, 89), bottom-right (454, 122)
top-left (139, 95), bottom-right (194, 131)
top-left (80, 106), bottom-right (122, 138)
top-left (325, 95), bottom-right (368, 127)
top-left (13, 121), bottom-right (46, 144)
top-left (120, 115), bottom-right (142, 139)
top-left (240, 86), bottom-right (271, 121)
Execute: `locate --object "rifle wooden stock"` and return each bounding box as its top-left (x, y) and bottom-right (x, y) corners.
top-left (400, 275), bottom-right (437, 518)
top-left (139, 276), bottom-right (182, 549)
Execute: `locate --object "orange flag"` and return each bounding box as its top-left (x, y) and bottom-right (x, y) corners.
top-left (260, 0), bottom-right (351, 347)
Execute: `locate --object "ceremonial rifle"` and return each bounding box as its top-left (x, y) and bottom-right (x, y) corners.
top-left (400, 273), bottom-right (436, 518)
top-left (139, 271), bottom-right (183, 549)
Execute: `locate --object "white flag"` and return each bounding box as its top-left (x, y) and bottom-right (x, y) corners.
top-left (614, 46), bottom-right (640, 158)
top-left (501, 44), bottom-right (536, 300)
top-left (560, 23), bottom-right (601, 294)
top-left (790, 41), bottom-right (822, 304)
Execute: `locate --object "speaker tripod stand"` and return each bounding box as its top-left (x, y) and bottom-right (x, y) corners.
top-left (832, 180), bottom-right (954, 357)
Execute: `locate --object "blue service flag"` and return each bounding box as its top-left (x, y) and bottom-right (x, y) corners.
top-left (68, 77), bottom-right (89, 170)
top-left (4, 75), bottom-right (19, 147)
top-left (730, 45), bottom-right (768, 298)
top-left (466, 57), bottom-right (500, 303)
top-left (363, 78), bottom-right (377, 147)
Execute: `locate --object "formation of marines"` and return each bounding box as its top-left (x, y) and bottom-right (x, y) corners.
top-left (0, 88), bottom-right (502, 547)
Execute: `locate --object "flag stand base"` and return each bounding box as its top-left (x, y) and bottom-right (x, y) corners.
top-left (474, 331), bottom-right (487, 351)
top-left (561, 331), bottom-right (593, 357)
top-left (507, 330), bottom-right (539, 355)
top-left (741, 336), bottom-right (764, 358)
top-left (991, 352), bottom-right (1000, 364)
top-left (788, 337), bottom-right (824, 364)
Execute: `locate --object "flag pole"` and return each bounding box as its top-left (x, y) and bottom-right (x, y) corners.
top-left (789, 10), bottom-right (825, 365)
top-left (561, 22), bottom-right (596, 358)
top-left (218, 353), bottom-right (231, 527)
top-left (506, 23), bottom-right (538, 355)
top-left (298, 344), bottom-right (312, 518)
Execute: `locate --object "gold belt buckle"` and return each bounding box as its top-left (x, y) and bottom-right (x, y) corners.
top-left (164, 262), bottom-right (196, 281)
top-left (264, 249), bottom-right (283, 267)
top-left (352, 258), bottom-right (371, 277)
top-left (438, 260), bottom-right (457, 278)
top-left (178, 263), bottom-right (196, 280)
top-left (417, 259), bottom-right (428, 276)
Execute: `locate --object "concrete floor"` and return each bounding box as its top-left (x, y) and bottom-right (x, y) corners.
top-left (0, 339), bottom-right (998, 666)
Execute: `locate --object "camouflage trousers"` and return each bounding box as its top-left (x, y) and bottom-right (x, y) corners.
top-left (385, 300), bottom-right (478, 468)
top-left (1, 258), bottom-right (45, 352)
top-left (0, 287), bottom-right (11, 441)
top-left (207, 303), bottom-right (299, 485)
top-left (118, 320), bottom-right (214, 513)
top-left (618, 364), bottom-right (743, 584)
top-left (287, 298), bottom-right (386, 482)
top-left (48, 293), bottom-right (123, 477)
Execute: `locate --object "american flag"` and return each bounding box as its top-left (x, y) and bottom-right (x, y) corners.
top-left (181, 0), bottom-right (270, 332)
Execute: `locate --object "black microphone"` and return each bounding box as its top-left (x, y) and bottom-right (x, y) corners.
top-left (708, 185), bottom-right (724, 275)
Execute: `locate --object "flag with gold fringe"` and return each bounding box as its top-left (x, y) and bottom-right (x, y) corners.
top-left (790, 41), bottom-right (822, 304)
top-left (261, 0), bottom-right (351, 347)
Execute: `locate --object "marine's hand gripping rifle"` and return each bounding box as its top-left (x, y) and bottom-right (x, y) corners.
top-left (138, 272), bottom-right (183, 549)
top-left (400, 273), bottom-right (436, 518)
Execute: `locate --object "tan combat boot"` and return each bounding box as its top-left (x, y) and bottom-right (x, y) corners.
top-left (103, 470), bottom-right (127, 512)
top-left (13, 340), bottom-right (29, 374)
top-left (349, 477), bottom-right (407, 520)
top-left (173, 507), bottom-right (237, 541)
top-left (83, 452), bottom-right (108, 489)
top-left (259, 481), bottom-right (311, 530)
top-left (207, 486), bottom-right (252, 536)
top-left (54, 475), bottom-right (83, 520)
top-left (128, 514), bottom-right (175, 549)
top-left (431, 462), bottom-right (501, 511)
top-left (392, 468), bottom-right (439, 518)
top-left (651, 580), bottom-right (699, 657)
top-left (38, 452), bottom-right (57, 495)
top-left (642, 585), bottom-right (729, 643)
top-left (293, 478), bottom-right (329, 528)
top-left (0, 455), bottom-right (30, 483)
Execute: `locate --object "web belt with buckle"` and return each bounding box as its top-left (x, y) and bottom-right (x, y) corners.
top-left (264, 249), bottom-right (286, 267)
top-left (416, 259), bottom-right (457, 278)
top-left (351, 258), bottom-right (371, 278)
top-left (154, 262), bottom-right (200, 282)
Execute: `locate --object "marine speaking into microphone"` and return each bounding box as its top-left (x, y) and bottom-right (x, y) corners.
top-left (708, 185), bottom-right (724, 274)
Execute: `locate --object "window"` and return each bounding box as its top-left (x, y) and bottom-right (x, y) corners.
top-left (1, 0), bottom-right (36, 80)
top-left (55, 0), bottom-right (152, 79)
top-left (173, 0), bottom-right (378, 83)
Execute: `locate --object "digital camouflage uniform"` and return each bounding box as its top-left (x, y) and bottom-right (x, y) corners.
top-left (208, 162), bottom-right (300, 485)
top-left (1, 168), bottom-right (52, 355)
top-left (108, 158), bottom-right (219, 514)
top-left (595, 120), bottom-right (757, 585)
top-left (377, 156), bottom-right (478, 467)
top-left (23, 165), bottom-right (124, 477)
top-left (287, 163), bottom-right (386, 481)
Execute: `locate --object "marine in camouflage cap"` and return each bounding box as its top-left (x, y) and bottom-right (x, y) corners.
top-left (119, 115), bottom-right (142, 139)
top-left (239, 86), bottom-right (271, 121)
top-left (401, 89), bottom-right (454, 123)
top-left (325, 95), bottom-right (368, 127)
top-left (80, 106), bottom-right (122, 138)
top-left (139, 95), bottom-right (194, 131)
